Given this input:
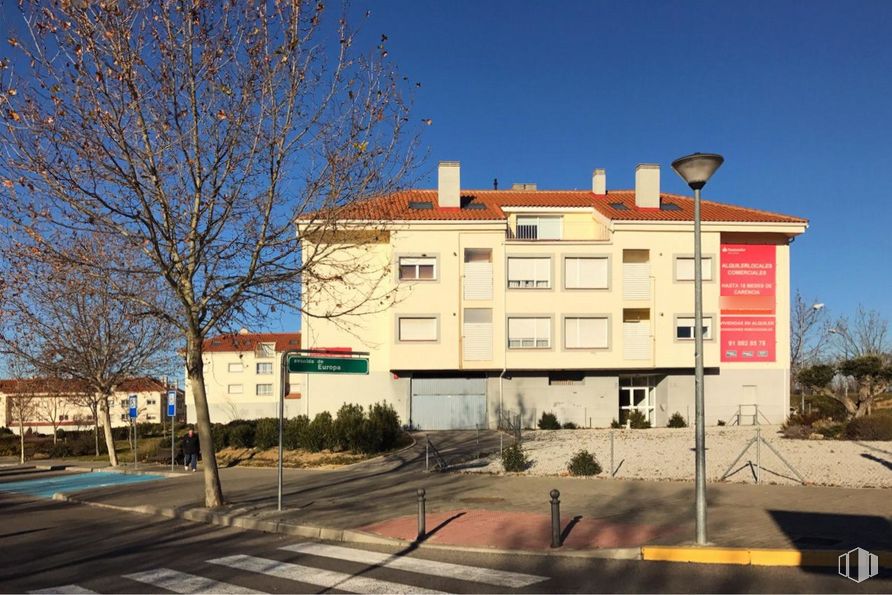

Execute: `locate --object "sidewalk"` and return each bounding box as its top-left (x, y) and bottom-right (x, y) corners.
top-left (5, 438), bottom-right (892, 559)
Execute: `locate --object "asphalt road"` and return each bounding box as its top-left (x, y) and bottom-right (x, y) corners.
top-left (1, 494), bottom-right (889, 594)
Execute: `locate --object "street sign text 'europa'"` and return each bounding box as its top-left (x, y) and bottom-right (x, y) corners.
top-left (288, 356), bottom-right (369, 375)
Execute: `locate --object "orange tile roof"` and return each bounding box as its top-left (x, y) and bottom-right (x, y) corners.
top-left (323, 189), bottom-right (806, 224)
top-left (0, 377), bottom-right (180, 395)
top-left (203, 332), bottom-right (301, 354)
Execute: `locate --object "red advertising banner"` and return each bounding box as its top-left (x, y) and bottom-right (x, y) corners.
top-left (721, 316), bottom-right (776, 362)
top-left (720, 244), bottom-right (776, 362)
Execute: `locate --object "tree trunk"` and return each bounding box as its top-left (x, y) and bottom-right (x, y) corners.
top-left (18, 416), bottom-right (25, 465)
top-left (93, 415), bottom-right (100, 456)
top-left (52, 424), bottom-right (58, 445)
top-left (99, 394), bottom-right (119, 466)
top-left (187, 339), bottom-right (224, 508)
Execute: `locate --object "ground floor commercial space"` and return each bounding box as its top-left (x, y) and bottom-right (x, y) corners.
top-left (293, 367), bottom-right (790, 431)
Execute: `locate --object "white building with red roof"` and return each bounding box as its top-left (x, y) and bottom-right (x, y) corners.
top-left (184, 331), bottom-right (303, 424)
top-left (296, 162), bottom-right (808, 430)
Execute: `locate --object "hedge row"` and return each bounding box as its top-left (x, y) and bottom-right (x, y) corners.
top-left (211, 402), bottom-right (402, 454)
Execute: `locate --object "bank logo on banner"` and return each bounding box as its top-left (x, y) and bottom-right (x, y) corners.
top-left (720, 244), bottom-right (776, 362)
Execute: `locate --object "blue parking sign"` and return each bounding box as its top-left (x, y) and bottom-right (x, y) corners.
top-left (128, 394), bottom-right (137, 419)
top-left (167, 390), bottom-right (176, 417)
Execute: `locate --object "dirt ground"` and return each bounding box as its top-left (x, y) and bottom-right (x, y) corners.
top-left (215, 446), bottom-right (373, 469)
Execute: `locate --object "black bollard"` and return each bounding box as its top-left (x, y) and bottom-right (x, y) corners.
top-left (417, 488), bottom-right (426, 540)
top-left (550, 489), bottom-right (561, 548)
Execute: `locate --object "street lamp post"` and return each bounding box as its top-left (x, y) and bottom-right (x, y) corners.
top-left (671, 152), bottom-right (724, 546)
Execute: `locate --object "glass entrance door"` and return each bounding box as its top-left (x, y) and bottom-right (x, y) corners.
top-left (619, 377), bottom-right (655, 424)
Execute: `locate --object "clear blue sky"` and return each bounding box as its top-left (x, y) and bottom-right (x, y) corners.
top-left (338, 0), bottom-right (891, 331)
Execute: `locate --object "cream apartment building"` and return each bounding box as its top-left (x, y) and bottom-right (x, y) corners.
top-left (184, 331), bottom-right (304, 424)
top-left (298, 162), bottom-right (808, 430)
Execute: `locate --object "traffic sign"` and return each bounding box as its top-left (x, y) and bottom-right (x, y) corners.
top-left (287, 355), bottom-right (369, 375)
top-left (128, 394), bottom-right (138, 419)
top-left (166, 390), bottom-right (176, 417)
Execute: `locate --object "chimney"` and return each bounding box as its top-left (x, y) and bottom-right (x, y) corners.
top-left (635, 164), bottom-right (660, 209)
top-left (592, 168), bottom-right (606, 194)
top-left (437, 161), bottom-right (461, 208)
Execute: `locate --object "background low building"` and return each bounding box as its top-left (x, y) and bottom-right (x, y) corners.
top-left (184, 331), bottom-right (303, 424)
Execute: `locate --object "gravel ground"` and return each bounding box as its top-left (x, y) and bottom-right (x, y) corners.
top-left (467, 425), bottom-right (892, 488)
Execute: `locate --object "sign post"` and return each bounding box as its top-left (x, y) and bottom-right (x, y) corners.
top-left (167, 389), bottom-right (177, 472)
top-left (128, 394), bottom-right (138, 468)
top-left (277, 349), bottom-right (370, 511)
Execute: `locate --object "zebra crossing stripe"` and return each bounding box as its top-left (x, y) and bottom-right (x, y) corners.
top-left (122, 568), bottom-right (264, 594)
top-left (30, 586), bottom-right (98, 594)
top-left (281, 542), bottom-right (548, 588)
top-left (208, 554), bottom-right (445, 594)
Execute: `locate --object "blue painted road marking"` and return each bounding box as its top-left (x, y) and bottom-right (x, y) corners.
top-left (0, 470), bottom-right (165, 499)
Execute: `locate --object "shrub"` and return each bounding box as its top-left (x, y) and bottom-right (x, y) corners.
top-left (0, 426), bottom-right (13, 435)
top-left (844, 413), bottom-right (892, 441)
top-left (211, 423), bottom-right (229, 449)
top-left (302, 412), bottom-right (334, 452)
top-left (667, 412), bottom-right (688, 428)
top-left (333, 404), bottom-right (366, 452)
top-left (538, 412), bottom-right (561, 430)
top-left (610, 419), bottom-right (621, 429)
top-left (49, 441), bottom-right (73, 458)
top-left (283, 416), bottom-right (309, 450)
top-left (67, 434), bottom-right (96, 456)
top-left (717, 419), bottom-right (726, 426)
top-left (227, 422), bottom-right (256, 448)
top-left (367, 402), bottom-right (401, 451)
top-left (567, 450), bottom-right (602, 476)
top-left (253, 418), bottom-right (279, 450)
top-left (561, 422), bottom-right (578, 430)
top-left (501, 443), bottom-right (531, 472)
top-left (626, 410), bottom-right (651, 429)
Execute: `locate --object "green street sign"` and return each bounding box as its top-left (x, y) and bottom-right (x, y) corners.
top-left (288, 355), bottom-right (369, 375)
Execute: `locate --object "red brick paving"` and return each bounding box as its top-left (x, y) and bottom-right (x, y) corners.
top-left (359, 509), bottom-right (681, 550)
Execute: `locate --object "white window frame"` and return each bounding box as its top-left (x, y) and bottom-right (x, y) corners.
top-left (674, 256), bottom-right (714, 282)
top-left (674, 315), bottom-right (714, 341)
top-left (507, 257), bottom-right (551, 289)
top-left (227, 384), bottom-right (244, 395)
top-left (515, 216), bottom-right (562, 240)
top-left (257, 343), bottom-right (275, 358)
top-left (397, 316), bottom-right (439, 342)
top-left (256, 383), bottom-right (273, 396)
top-left (228, 362), bottom-right (243, 373)
top-left (256, 362), bottom-right (273, 375)
top-left (563, 316), bottom-right (610, 349)
top-left (563, 256), bottom-right (610, 289)
top-left (398, 256), bottom-right (437, 281)
top-left (507, 317), bottom-right (552, 349)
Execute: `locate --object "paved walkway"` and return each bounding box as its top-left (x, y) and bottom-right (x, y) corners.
top-left (3, 432), bottom-right (891, 554)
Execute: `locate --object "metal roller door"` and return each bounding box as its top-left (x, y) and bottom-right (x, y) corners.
top-left (411, 377), bottom-right (486, 430)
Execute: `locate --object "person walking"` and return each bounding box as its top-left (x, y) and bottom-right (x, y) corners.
top-left (182, 427), bottom-right (200, 472)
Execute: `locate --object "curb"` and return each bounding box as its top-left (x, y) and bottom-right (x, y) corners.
top-left (642, 545), bottom-right (892, 568)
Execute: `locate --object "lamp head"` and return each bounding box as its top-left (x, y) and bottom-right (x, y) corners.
top-left (671, 153), bottom-right (724, 190)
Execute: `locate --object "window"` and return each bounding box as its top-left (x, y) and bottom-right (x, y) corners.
top-left (227, 384), bottom-right (243, 395)
top-left (507, 317), bottom-right (551, 348)
top-left (564, 257), bottom-right (609, 289)
top-left (256, 343), bottom-right (275, 358)
top-left (398, 256), bottom-right (437, 281)
top-left (675, 316), bottom-right (713, 340)
top-left (146, 414), bottom-right (157, 421)
top-left (146, 399), bottom-right (157, 406)
top-left (256, 383), bottom-right (273, 396)
top-left (120, 414), bottom-right (129, 422)
top-left (398, 317), bottom-right (438, 342)
top-left (564, 317), bottom-right (609, 349)
top-left (228, 362), bottom-right (242, 373)
top-left (257, 362), bottom-right (273, 375)
top-left (507, 257), bottom-right (550, 288)
top-left (119, 399), bottom-right (128, 409)
top-left (675, 256), bottom-right (713, 281)
top-left (515, 216), bottom-right (561, 240)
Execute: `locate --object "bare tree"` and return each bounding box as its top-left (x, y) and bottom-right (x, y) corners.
top-left (799, 356), bottom-right (892, 418)
top-left (0, 2), bottom-right (414, 506)
top-left (829, 306), bottom-right (890, 359)
top-left (0, 236), bottom-right (177, 467)
top-left (4, 362), bottom-right (39, 464)
top-left (790, 292), bottom-right (830, 401)
top-left (34, 390), bottom-right (72, 444)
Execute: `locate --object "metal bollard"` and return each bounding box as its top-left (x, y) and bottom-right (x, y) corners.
top-left (425, 441), bottom-right (429, 472)
top-left (417, 488), bottom-right (426, 540)
top-left (756, 427), bottom-right (762, 485)
top-left (610, 430), bottom-right (615, 476)
top-left (550, 489), bottom-right (561, 548)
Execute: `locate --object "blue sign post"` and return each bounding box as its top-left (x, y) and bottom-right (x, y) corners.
top-left (128, 395), bottom-right (138, 419)
top-left (167, 390), bottom-right (176, 417)
top-left (128, 394), bottom-right (138, 468)
top-left (167, 389), bottom-right (176, 472)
